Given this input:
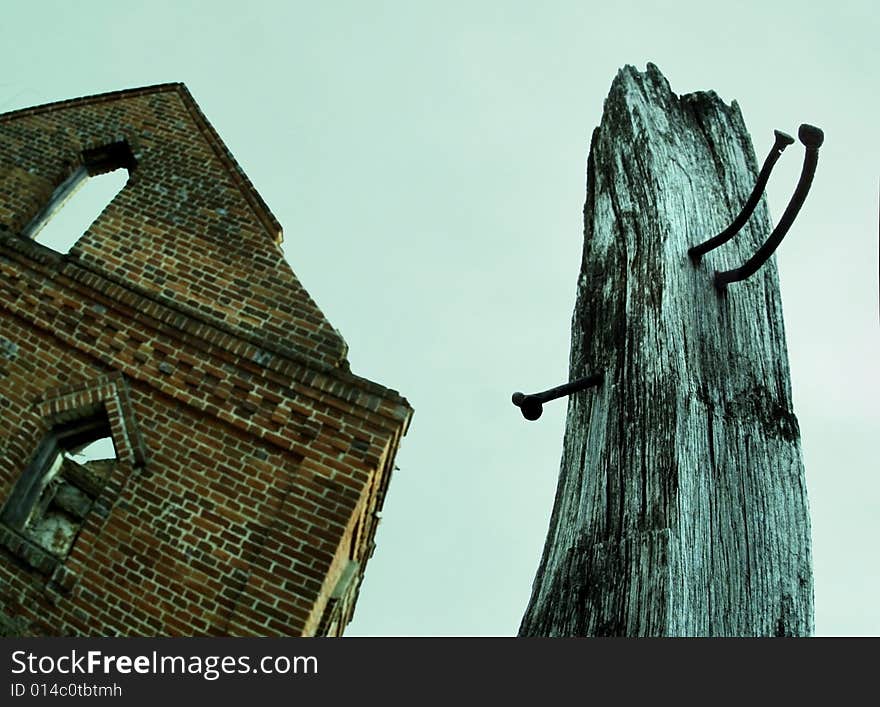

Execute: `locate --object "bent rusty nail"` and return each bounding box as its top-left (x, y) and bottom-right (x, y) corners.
top-left (689, 130), bottom-right (795, 265)
top-left (715, 124), bottom-right (824, 291)
top-left (512, 372), bottom-right (604, 421)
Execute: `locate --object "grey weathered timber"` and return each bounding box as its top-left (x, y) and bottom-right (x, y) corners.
top-left (519, 64), bottom-right (813, 637)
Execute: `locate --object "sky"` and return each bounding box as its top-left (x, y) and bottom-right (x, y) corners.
top-left (0, 0), bottom-right (877, 636)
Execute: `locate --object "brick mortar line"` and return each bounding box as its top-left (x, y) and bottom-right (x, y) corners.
top-left (0, 232), bottom-right (412, 418)
top-left (0, 288), bottom-right (398, 471)
top-left (0, 231), bottom-right (339, 371)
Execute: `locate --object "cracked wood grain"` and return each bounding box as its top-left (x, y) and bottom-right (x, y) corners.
top-left (518, 64), bottom-right (813, 637)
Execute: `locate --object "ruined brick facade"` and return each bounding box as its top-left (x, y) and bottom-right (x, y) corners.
top-left (0, 84), bottom-right (412, 636)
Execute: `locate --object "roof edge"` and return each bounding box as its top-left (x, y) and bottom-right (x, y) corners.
top-left (173, 84), bottom-right (284, 241)
top-left (0, 82), bottom-right (284, 242)
top-left (0, 82), bottom-right (184, 123)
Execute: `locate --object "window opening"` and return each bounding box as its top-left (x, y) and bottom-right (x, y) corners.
top-left (23, 141), bottom-right (135, 254)
top-left (316, 560), bottom-right (360, 636)
top-left (70, 437), bottom-right (117, 462)
top-left (1, 414), bottom-right (118, 559)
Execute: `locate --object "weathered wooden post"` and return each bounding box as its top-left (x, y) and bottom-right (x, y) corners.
top-left (517, 64), bottom-right (815, 636)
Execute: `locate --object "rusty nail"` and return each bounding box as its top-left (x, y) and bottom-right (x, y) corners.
top-left (715, 124), bottom-right (823, 291)
top-left (689, 129), bottom-right (795, 265)
top-left (512, 372), bottom-right (604, 421)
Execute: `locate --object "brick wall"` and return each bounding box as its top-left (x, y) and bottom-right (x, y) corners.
top-left (0, 84), bottom-right (412, 636)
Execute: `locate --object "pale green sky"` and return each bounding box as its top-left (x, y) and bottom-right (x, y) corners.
top-left (1, 0), bottom-right (877, 636)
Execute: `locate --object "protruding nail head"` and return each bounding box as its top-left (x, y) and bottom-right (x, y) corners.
top-left (512, 393), bottom-right (544, 420)
top-left (798, 123), bottom-right (824, 149)
top-left (774, 129), bottom-right (795, 147)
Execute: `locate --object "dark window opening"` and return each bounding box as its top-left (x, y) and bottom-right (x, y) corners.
top-left (316, 560), bottom-right (360, 637)
top-left (1, 414), bottom-right (118, 560)
top-left (23, 141), bottom-right (135, 254)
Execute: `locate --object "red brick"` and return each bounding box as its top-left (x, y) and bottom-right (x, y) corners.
top-left (0, 85), bottom-right (412, 637)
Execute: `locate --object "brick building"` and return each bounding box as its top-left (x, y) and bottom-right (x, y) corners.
top-left (0, 84), bottom-right (412, 636)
